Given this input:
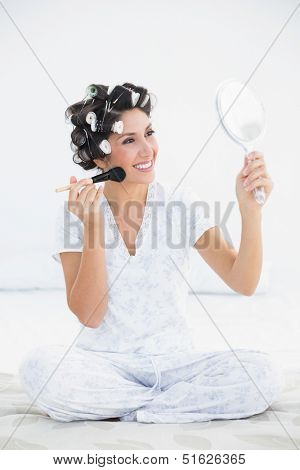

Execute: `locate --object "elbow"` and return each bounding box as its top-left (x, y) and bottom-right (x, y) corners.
top-left (241, 291), bottom-right (254, 297)
top-left (79, 310), bottom-right (106, 329)
top-left (228, 282), bottom-right (256, 296)
top-left (69, 301), bottom-right (108, 329)
top-left (82, 319), bottom-right (102, 329)
top-left (240, 286), bottom-right (256, 296)
top-left (83, 305), bottom-right (108, 328)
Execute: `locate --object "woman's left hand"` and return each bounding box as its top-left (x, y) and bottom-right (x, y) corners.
top-left (236, 151), bottom-right (274, 213)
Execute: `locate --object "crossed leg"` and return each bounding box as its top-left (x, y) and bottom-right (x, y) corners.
top-left (18, 345), bottom-right (159, 422)
top-left (129, 348), bottom-right (283, 424)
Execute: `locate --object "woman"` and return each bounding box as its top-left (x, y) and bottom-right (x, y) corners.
top-left (18, 82), bottom-right (282, 423)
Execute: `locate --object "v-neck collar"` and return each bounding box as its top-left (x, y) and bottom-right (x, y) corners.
top-left (101, 180), bottom-right (156, 260)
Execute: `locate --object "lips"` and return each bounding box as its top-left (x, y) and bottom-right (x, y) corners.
top-left (132, 159), bottom-right (153, 167)
top-left (132, 159), bottom-right (154, 171)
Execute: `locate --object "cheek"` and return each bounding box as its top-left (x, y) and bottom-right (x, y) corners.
top-left (114, 147), bottom-right (136, 167)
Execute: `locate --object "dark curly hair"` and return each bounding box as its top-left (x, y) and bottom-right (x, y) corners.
top-left (65, 82), bottom-right (156, 172)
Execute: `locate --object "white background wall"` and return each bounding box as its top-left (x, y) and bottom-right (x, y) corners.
top-left (1, 0), bottom-right (299, 288)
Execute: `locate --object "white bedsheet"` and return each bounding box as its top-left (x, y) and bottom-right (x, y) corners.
top-left (0, 283), bottom-right (299, 450)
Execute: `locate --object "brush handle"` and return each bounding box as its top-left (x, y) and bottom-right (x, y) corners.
top-left (55, 179), bottom-right (93, 192)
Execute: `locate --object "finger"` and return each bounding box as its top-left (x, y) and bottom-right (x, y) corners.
top-left (243, 167), bottom-right (266, 185)
top-left (69, 185), bottom-right (95, 210)
top-left (240, 156), bottom-right (250, 177)
top-left (68, 185), bottom-right (95, 215)
top-left (77, 183), bottom-right (98, 204)
top-left (69, 178), bottom-right (93, 199)
top-left (244, 176), bottom-right (268, 192)
top-left (241, 156), bottom-right (248, 172)
top-left (245, 152), bottom-right (264, 169)
top-left (94, 185), bottom-right (104, 202)
top-left (70, 178), bottom-right (93, 191)
top-left (243, 159), bottom-right (265, 176)
top-left (247, 151), bottom-right (264, 161)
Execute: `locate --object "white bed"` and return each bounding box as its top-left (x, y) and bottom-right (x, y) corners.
top-left (0, 271), bottom-right (299, 450)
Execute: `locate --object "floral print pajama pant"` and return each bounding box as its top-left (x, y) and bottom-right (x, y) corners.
top-left (18, 345), bottom-right (283, 424)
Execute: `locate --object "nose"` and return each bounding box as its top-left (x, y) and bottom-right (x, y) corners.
top-left (139, 140), bottom-right (153, 157)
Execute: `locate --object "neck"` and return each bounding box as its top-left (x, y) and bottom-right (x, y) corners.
top-left (103, 180), bottom-right (150, 215)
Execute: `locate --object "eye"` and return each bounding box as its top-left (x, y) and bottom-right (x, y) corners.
top-left (123, 130), bottom-right (155, 144)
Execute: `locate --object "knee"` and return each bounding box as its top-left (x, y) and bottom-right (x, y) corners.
top-left (18, 346), bottom-right (43, 388)
top-left (18, 346), bottom-right (77, 421)
top-left (18, 345), bottom-right (61, 397)
top-left (242, 351), bottom-right (283, 413)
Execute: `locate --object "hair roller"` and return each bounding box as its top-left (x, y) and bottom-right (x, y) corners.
top-left (78, 147), bottom-right (92, 163)
top-left (85, 84), bottom-right (108, 101)
top-left (67, 82), bottom-right (154, 171)
top-left (72, 152), bottom-right (82, 164)
top-left (71, 127), bottom-right (87, 147)
top-left (70, 142), bottom-right (78, 152)
top-left (65, 108), bottom-right (73, 124)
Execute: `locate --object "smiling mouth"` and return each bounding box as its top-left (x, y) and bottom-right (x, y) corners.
top-left (132, 159), bottom-right (154, 171)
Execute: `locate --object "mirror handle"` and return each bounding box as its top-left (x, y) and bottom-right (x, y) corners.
top-left (243, 144), bottom-right (266, 205)
top-left (253, 186), bottom-right (266, 205)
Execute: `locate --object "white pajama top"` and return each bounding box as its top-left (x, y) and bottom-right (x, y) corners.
top-left (52, 178), bottom-right (217, 356)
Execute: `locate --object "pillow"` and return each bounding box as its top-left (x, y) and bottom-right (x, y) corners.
top-left (0, 249), bottom-right (65, 289)
top-left (0, 202), bottom-right (84, 289)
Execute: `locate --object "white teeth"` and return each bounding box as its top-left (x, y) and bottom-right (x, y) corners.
top-left (133, 160), bottom-right (152, 169)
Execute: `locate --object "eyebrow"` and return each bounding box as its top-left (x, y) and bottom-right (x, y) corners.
top-left (117, 123), bottom-right (152, 140)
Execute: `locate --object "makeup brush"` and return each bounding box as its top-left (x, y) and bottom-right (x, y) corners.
top-left (55, 167), bottom-right (126, 192)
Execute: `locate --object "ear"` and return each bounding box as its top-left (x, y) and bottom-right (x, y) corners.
top-left (98, 166), bottom-right (105, 174)
top-left (94, 159), bottom-right (106, 173)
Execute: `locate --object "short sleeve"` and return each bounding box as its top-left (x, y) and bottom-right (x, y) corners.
top-left (182, 186), bottom-right (217, 248)
top-left (51, 201), bottom-right (84, 264)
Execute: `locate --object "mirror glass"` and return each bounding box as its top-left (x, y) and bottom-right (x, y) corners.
top-left (216, 80), bottom-right (265, 146)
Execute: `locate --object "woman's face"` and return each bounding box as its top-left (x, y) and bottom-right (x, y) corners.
top-left (97, 108), bottom-right (158, 183)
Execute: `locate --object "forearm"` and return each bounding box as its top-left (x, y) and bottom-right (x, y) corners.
top-left (69, 220), bottom-right (108, 327)
top-left (228, 209), bottom-right (263, 295)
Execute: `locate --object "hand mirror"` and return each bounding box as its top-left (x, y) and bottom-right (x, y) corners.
top-left (215, 79), bottom-right (266, 205)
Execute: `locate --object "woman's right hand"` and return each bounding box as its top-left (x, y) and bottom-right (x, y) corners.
top-left (68, 176), bottom-right (105, 227)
